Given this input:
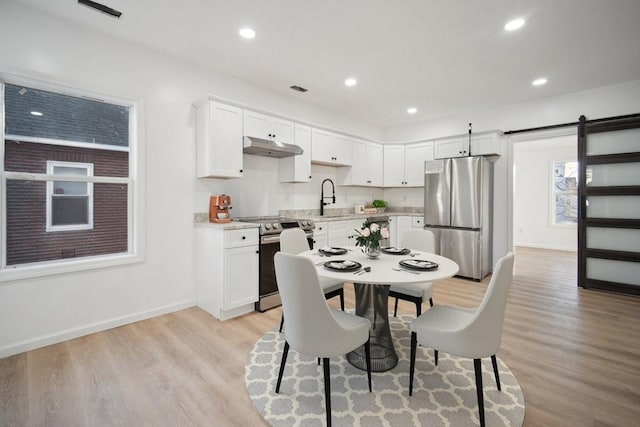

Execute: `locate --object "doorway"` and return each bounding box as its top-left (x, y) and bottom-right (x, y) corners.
top-left (508, 130), bottom-right (578, 267)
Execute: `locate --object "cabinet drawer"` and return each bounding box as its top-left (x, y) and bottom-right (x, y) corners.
top-left (225, 229), bottom-right (259, 248)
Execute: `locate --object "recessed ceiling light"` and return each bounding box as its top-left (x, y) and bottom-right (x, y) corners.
top-left (532, 77), bottom-right (548, 86)
top-left (30, 111), bottom-right (43, 116)
top-left (407, 107), bottom-right (417, 114)
top-left (504, 18), bottom-right (525, 31)
top-left (344, 78), bottom-right (357, 87)
top-left (239, 27), bottom-right (256, 39)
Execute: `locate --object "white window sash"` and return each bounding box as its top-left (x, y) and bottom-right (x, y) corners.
top-left (46, 161), bottom-right (94, 232)
top-left (0, 76), bottom-right (144, 281)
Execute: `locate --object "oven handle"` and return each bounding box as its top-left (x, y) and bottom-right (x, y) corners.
top-left (260, 232), bottom-right (314, 245)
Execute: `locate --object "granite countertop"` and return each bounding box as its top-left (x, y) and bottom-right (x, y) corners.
top-left (281, 208), bottom-right (423, 222)
top-left (193, 213), bottom-right (260, 230)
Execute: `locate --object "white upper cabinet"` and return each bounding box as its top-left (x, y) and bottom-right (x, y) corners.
top-left (383, 141), bottom-right (433, 187)
top-left (243, 110), bottom-right (294, 145)
top-left (383, 145), bottom-right (405, 186)
top-left (311, 128), bottom-right (352, 166)
top-left (279, 124), bottom-right (312, 183)
top-left (435, 132), bottom-right (502, 158)
top-left (434, 136), bottom-right (469, 158)
top-left (470, 132), bottom-right (502, 156)
top-left (405, 141), bottom-right (434, 185)
top-left (195, 100), bottom-right (244, 178)
top-left (337, 139), bottom-right (383, 186)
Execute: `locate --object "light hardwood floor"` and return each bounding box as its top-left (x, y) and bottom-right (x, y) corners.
top-left (1, 247), bottom-right (639, 426)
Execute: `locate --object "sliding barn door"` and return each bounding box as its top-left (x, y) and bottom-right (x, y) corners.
top-left (577, 114), bottom-right (640, 295)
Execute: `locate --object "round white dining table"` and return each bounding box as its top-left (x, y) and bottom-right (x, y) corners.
top-left (300, 246), bottom-right (459, 372)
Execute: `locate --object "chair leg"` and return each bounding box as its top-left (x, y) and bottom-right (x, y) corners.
top-left (364, 338), bottom-right (372, 392)
top-left (275, 341), bottom-right (289, 393)
top-left (278, 315), bottom-right (284, 333)
top-left (473, 358), bottom-right (486, 427)
top-left (409, 331), bottom-right (417, 396)
top-left (339, 289), bottom-right (345, 311)
top-left (491, 355), bottom-right (501, 391)
top-left (393, 297), bottom-right (399, 317)
top-left (323, 358), bottom-right (332, 427)
top-left (434, 349), bottom-right (438, 366)
top-left (415, 300), bottom-right (422, 317)
top-left (429, 297), bottom-right (434, 307)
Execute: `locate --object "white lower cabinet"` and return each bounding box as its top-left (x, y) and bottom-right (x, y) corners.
top-left (196, 227), bottom-right (259, 320)
top-left (313, 221), bottom-right (328, 248)
top-left (328, 220), bottom-right (362, 247)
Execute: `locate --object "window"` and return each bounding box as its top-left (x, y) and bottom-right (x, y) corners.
top-left (46, 161), bottom-right (94, 231)
top-left (552, 160), bottom-right (578, 225)
top-left (1, 79), bottom-right (142, 280)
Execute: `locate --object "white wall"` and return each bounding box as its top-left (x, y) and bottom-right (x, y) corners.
top-left (2, 2), bottom-right (639, 357)
top-left (0, 3), bottom-right (382, 357)
top-left (513, 136), bottom-right (577, 251)
top-left (384, 80), bottom-right (640, 142)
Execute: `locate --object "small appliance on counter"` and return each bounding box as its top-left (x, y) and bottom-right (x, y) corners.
top-left (209, 194), bottom-right (232, 223)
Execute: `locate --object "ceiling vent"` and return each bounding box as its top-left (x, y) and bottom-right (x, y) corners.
top-left (290, 85), bottom-right (308, 93)
top-left (78, 0), bottom-right (122, 18)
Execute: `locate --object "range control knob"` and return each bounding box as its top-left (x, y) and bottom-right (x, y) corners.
top-left (272, 223), bottom-right (280, 230)
top-left (264, 224), bottom-right (271, 230)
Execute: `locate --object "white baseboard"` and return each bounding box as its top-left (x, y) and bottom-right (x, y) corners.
top-left (515, 242), bottom-right (577, 252)
top-left (0, 299), bottom-right (196, 358)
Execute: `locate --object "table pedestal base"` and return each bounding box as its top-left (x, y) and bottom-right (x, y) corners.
top-left (346, 283), bottom-right (398, 372)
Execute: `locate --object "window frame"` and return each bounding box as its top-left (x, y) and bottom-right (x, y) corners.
top-left (0, 75), bottom-right (145, 282)
top-left (46, 160), bottom-right (95, 232)
top-left (550, 159), bottom-right (578, 228)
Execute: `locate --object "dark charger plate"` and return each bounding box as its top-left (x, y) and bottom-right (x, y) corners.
top-left (381, 247), bottom-right (411, 255)
top-left (319, 247), bottom-right (348, 255)
top-left (323, 260), bottom-right (362, 272)
top-left (399, 259), bottom-right (439, 271)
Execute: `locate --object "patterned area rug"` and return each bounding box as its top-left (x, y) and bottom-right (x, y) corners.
top-left (245, 314), bottom-right (525, 427)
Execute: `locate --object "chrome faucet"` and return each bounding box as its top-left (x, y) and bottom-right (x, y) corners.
top-left (320, 178), bottom-right (335, 216)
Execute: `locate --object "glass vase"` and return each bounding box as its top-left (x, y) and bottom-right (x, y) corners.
top-left (364, 243), bottom-right (381, 259)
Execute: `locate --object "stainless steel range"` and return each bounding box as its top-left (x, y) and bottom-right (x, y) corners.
top-left (236, 216), bottom-right (315, 312)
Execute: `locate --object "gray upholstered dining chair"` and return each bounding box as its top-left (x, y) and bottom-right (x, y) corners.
top-left (389, 229), bottom-right (436, 317)
top-left (278, 228), bottom-right (345, 332)
top-left (408, 252), bottom-right (515, 427)
top-left (274, 252), bottom-right (372, 427)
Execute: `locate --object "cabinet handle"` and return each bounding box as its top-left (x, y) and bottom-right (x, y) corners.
top-left (240, 169), bottom-right (243, 173)
top-left (319, 227), bottom-right (323, 231)
top-left (309, 175), bottom-right (312, 179)
top-left (255, 250), bottom-right (259, 254)
top-left (242, 236), bottom-right (246, 240)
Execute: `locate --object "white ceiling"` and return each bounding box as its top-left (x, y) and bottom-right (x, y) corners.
top-left (13, 0), bottom-right (640, 128)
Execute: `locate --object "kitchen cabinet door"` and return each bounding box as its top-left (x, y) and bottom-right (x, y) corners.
top-left (328, 220), bottom-right (361, 247)
top-left (311, 129), bottom-right (352, 166)
top-left (368, 142), bottom-right (384, 186)
top-left (405, 141), bottom-right (433, 186)
top-left (280, 124), bottom-right (311, 182)
top-left (434, 137), bottom-right (469, 159)
top-left (383, 145), bottom-right (405, 186)
top-left (338, 139), bottom-right (381, 186)
top-left (471, 133), bottom-right (501, 156)
top-left (224, 245), bottom-right (259, 309)
top-left (312, 221), bottom-right (328, 248)
top-left (195, 100), bottom-right (243, 178)
top-left (243, 110), bottom-right (294, 145)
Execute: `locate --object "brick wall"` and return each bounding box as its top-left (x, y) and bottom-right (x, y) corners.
top-left (5, 141), bottom-right (129, 265)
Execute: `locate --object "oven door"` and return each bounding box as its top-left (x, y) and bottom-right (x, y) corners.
top-left (259, 235), bottom-right (280, 298)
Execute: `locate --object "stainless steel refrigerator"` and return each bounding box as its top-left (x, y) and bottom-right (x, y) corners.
top-left (423, 156), bottom-right (493, 280)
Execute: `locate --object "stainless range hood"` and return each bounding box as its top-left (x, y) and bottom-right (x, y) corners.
top-left (242, 136), bottom-right (303, 158)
